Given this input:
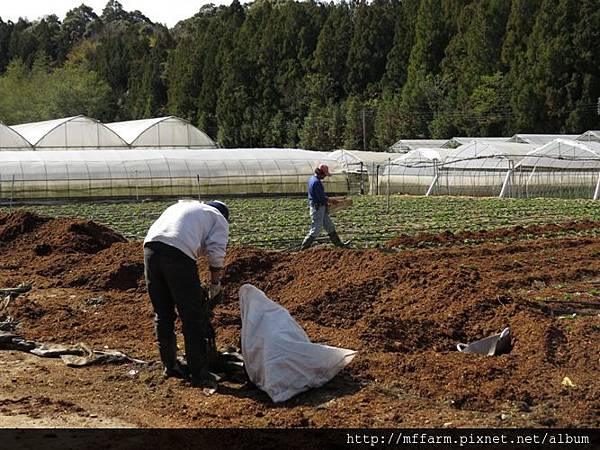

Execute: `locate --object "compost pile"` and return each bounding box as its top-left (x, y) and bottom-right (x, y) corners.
top-left (0, 211), bottom-right (598, 428)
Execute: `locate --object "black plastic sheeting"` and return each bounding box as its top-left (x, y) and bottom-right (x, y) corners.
top-left (0, 330), bottom-right (147, 367)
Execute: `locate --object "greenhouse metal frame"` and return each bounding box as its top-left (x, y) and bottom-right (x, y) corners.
top-left (515, 139), bottom-right (600, 199)
top-left (433, 142), bottom-right (536, 197)
top-left (379, 148), bottom-right (450, 196)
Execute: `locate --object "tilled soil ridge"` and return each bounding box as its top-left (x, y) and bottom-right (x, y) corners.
top-left (0, 211), bottom-right (598, 427)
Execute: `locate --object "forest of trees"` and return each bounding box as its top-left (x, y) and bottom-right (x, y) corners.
top-left (0, 0), bottom-right (598, 151)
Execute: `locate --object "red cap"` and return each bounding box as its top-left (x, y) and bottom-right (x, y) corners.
top-left (316, 163), bottom-right (331, 177)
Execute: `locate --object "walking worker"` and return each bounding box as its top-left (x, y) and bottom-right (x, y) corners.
top-left (143, 199), bottom-right (229, 389)
top-left (300, 164), bottom-right (349, 250)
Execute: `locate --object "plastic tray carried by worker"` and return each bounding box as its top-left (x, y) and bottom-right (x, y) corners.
top-left (327, 196), bottom-right (353, 215)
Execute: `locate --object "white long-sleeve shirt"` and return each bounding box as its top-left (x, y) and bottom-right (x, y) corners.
top-left (144, 200), bottom-right (229, 268)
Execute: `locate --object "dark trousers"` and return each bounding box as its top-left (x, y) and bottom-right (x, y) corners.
top-left (143, 241), bottom-right (211, 379)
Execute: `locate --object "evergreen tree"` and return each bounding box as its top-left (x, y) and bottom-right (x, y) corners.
top-left (33, 15), bottom-right (62, 61)
top-left (0, 0), bottom-right (597, 147)
top-left (58, 5), bottom-right (99, 62)
top-left (503, 0), bottom-right (543, 133)
top-left (216, 1), bottom-right (267, 147)
top-left (523, 0), bottom-right (580, 132)
top-left (167, 5), bottom-right (220, 122)
top-left (128, 25), bottom-right (173, 118)
top-left (374, 92), bottom-right (403, 148)
top-left (299, 101), bottom-right (345, 150)
top-left (399, 0), bottom-right (464, 138)
top-left (343, 95), bottom-right (365, 150)
top-left (8, 19), bottom-right (39, 67)
top-left (565, 0), bottom-right (600, 131)
top-left (0, 19), bottom-right (13, 73)
top-left (346, 0), bottom-right (398, 96)
top-left (312, 2), bottom-right (353, 101)
top-left (197, 2), bottom-right (245, 138)
top-left (439, 0), bottom-right (510, 135)
top-left (382, 0), bottom-right (418, 93)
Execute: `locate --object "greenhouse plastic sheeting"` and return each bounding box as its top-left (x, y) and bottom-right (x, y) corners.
top-left (443, 142), bottom-right (536, 169)
top-left (11, 116), bottom-right (128, 148)
top-left (389, 138), bottom-right (447, 152)
top-left (377, 139), bottom-right (600, 199)
top-left (433, 142), bottom-right (536, 197)
top-left (332, 149), bottom-right (412, 194)
top-left (515, 139), bottom-right (600, 199)
top-left (0, 148), bottom-right (347, 199)
top-left (0, 123), bottom-right (31, 149)
top-left (379, 148), bottom-right (450, 195)
top-left (105, 117), bottom-right (216, 148)
top-left (576, 131), bottom-right (600, 143)
top-left (517, 139), bottom-right (600, 169)
top-left (507, 134), bottom-right (580, 146)
top-left (443, 137), bottom-right (509, 149)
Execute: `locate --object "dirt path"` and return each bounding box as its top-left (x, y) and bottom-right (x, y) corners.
top-left (0, 352), bottom-right (134, 427)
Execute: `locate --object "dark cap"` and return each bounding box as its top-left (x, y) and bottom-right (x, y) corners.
top-left (207, 200), bottom-right (230, 222)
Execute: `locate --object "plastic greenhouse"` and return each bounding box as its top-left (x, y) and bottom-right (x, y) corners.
top-left (389, 139), bottom-right (447, 153)
top-left (577, 131), bottom-right (600, 143)
top-left (515, 139), bottom-right (600, 199)
top-left (10, 116), bottom-right (128, 149)
top-left (379, 148), bottom-right (450, 195)
top-left (442, 137), bottom-right (509, 149)
top-left (330, 149), bottom-right (400, 194)
top-left (104, 117), bottom-right (217, 148)
top-left (435, 142), bottom-right (536, 197)
top-left (330, 149), bottom-right (362, 171)
top-left (2, 113), bottom-right (600, 202)
top-left (0, 148), bottom-right (347, 201)
top-left (507, 134), bottom-right (579, 146)
top-left (0, 122), bottom-right (31, 150)
top-left (379, 139), bottom-right (600, 199)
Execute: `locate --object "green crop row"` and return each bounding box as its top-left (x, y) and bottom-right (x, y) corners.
top-left (2, 195), bottom-right (599, 249)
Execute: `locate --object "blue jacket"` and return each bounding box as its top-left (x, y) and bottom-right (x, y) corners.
top-left (308, 175), bottom-right (327, 206)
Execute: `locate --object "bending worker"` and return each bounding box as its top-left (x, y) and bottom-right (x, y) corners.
top-left (143, 199), bottom-right (229, 389)
top-left (300, 164), bottom-right (349, 250)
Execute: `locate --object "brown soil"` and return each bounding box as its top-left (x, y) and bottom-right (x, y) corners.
top-left (0, 211), bottom-right (598, 428)
top-left (385, 220), bottom-right (600, 248)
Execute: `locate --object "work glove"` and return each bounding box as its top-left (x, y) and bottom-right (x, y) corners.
top-left (209, 282), bottom-right (222, 300)
top-left (208, 283), bottom-right (224, 310)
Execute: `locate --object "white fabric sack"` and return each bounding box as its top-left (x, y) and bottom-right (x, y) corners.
top-left (239, 284), bottom-right (356, 403)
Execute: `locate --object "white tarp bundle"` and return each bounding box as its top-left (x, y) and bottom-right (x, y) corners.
top-left (239, 284), bottom-right (356, 403)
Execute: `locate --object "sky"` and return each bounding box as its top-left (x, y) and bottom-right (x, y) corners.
top-left (0, 0), bottom-right (237, 27)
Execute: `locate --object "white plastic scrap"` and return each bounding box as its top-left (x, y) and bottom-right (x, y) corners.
top-left (239, 284), bottom-right (356, 403)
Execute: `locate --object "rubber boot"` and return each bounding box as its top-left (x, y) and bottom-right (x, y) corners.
top-left (163, 358), bottom-right (189, 379)
top-left (300, 235), bottom-right (315, 250)
top-left (328, 231), bottom-right (350, 248)
top-left (190, 337), bottom-right (220, 391)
